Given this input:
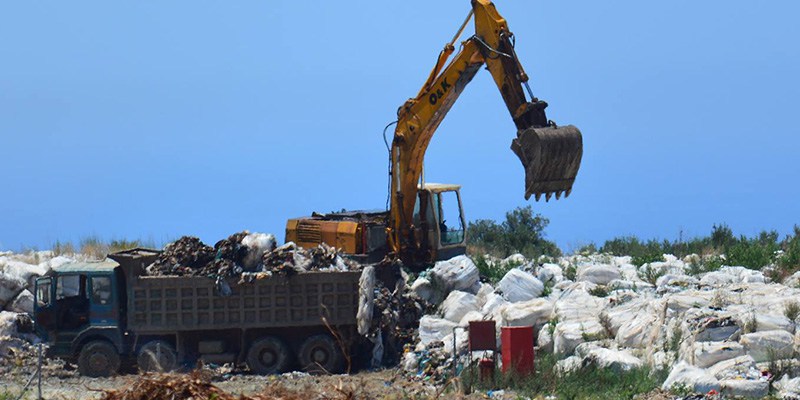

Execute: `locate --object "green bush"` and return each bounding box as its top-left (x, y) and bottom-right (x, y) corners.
top-left (473, 254), bottom-right (520, 284)
top-left (725, 231), bottom-right (779, 270)
top-left (467, 206), bottom-right (561, 259)
top-left (779, 226), bottom-right (800, 275)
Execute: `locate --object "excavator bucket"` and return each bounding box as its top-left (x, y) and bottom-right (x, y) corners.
top-left (511, 125), bottom-right (583, 201)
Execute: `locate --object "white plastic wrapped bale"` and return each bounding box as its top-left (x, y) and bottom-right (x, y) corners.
top-left (665, 292), bottom-right (710, 315)
top-left (655, 274), bottom-right (699, 291)
top-left (615, 311), bottom-right (659, 349)
top-left (577, 264), bottom-right (620, 285)
top-left (721, 266), bottom-right (765, 284)
top-left (0, 311), bottom-right (18, 337)
top-left (749, 313), bottom-right (795, 333)
top-left (241, 232), bottom-right (277, 271)
top-left (537, 263), bottom-right (563, 284)
top-left (459, 310), bottom-right (485, 327)
top-left (0, 271), bottom-right (26, 309)
top-left (553, 319), bottom-right (605, 358)
top-left (428, 255), bottom-right (480, 298)
top-left (538, 324), bottom-right (553, 353)
top-left (555, 355), bottom-right (583, 376)
top-left (554, 290), bottom-right (605, 322)
top-left (7, 290), bottom-right (34, 314)
top-left (773, 375), bottom-right (800, 399)
top-left (356, 266), bottom-right (376, 335)
top-left (497, 269), bottom-right (543, 302)
top-left (740, 330), bottom-right (795, 362)
top-left (481, 291), bottom-right (508, 317)
top-left (692, 341), bottom-right (745, 368)
top-left (706, 355), bottom-right (758, 380)
top-left (499, 298), bottom-right (553, 331)
top-left (440, 328), bottom-right (469, 356)
top-left (418, 316), bottom-right (458, 346)
top-left (719, 379), bottom-right (769, 399)
top-left (661, 362), bottom-right (721, 394)
top-left (700, 271), bottom-right (738, 287)
top-left (440, 291), bottom-right (479, 323)
top-left (584, 347), bottom-right (643, 372)
top-left (783, 271), bottom-right (800, 288)
top-left (617, 264), bottom-right (640, 282)
top-left (411, 277), bottom-right (434, 304)
top-left (649, 351), bottom-right (676, 371)
top-left (686, 311), bottom-right (741, 342)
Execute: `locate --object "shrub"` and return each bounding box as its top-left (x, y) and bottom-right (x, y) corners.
top-left (473, 254), bottom-right (518, 284)
top-left (468, 206), bottom-right (561, 259)
top-left (725, 231), bottom-right (779, 270)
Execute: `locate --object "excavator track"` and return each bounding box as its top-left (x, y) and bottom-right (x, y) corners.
top-left (511, 125), bottom-right (583, 201)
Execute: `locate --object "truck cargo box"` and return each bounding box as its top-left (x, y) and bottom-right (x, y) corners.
top-left (127, 271), bottom-right (361, 332)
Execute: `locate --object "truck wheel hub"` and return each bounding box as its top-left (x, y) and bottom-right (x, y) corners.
top-left (260, 350), bottom-right (276, 365)
top-left (89, 353), bottom-right (108, 370)
top-left (311, 348), bottom-right (328, 363)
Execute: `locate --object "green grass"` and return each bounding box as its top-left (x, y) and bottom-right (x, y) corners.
top-left (465, 353), bottom-right (667, 400)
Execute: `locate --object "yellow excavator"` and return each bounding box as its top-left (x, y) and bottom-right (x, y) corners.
top-left (286, 0), bottom-right (583, 270)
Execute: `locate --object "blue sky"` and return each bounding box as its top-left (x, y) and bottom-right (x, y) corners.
top-left (1, 1), bottom-right (798, 252)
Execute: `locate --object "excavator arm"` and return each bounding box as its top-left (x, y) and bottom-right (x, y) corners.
top-left (388, 0), bottom-right (583, 265)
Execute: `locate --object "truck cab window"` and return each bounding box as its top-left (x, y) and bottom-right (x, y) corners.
top-left (438, 191), bottom-right (464, 246)
top-left (91, 276), bottom-right (112, 305)
top-left (56, 275), bottom-right (85, 300)
top-left (37, 278), bottom-right (52, 307)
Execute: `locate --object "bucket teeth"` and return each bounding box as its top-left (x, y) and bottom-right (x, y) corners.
top-left (555, 191), bottom-right (562, 200)
top-left (545, 192), bottom-right (553, 202)
top-left (535, 193), bottom-right (542, 201)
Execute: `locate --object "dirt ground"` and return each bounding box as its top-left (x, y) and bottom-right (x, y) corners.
top-left (0, 368), bottom-right (509, 400)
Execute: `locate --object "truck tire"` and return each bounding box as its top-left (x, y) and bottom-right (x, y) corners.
top-left (297, 334), bottom-right (345, 374)
top-left (77, 340), bottom-right (120, 377)
top-left (246, 336), bottom-right (292, 375)
top-left (138, 340), bottom-right (177, 372)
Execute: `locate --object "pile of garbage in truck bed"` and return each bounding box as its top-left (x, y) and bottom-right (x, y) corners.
top-left (7, 234), bottom-right (800, 398)
top-left (145, 231), bottom-right (361, 279)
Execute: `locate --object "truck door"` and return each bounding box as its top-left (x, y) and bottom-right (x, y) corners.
top-left (34, 277), bottom-right (55, 335)
top-left (55, 274), bottom-right (90, 331)
top-left (88, 274), bottom-right (117, 325)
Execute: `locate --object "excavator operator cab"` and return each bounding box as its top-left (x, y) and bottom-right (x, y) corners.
top-left (413, 183), bottom-right (467, 261)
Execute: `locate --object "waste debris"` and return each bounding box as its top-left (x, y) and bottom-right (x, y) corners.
top-left (145, 232), bottom-right (357, 279)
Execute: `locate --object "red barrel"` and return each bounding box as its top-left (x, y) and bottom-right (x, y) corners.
top-left (478, 357), bottom-right (495, 382)
top-left (501, 326), bottom-right (534, 375)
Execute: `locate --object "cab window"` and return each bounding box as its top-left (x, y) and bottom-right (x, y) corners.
top-left (91, 276), bottom-right (112, 305)
top-left (438, 191), bottom-right (465, 246)
top-left (36, 278), bottom-right (52, 307)
top-left (56, 275), bottom-right (85, 300)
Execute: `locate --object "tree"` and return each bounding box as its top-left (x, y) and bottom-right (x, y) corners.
top-left (467, 206), bottom-right (561, 258)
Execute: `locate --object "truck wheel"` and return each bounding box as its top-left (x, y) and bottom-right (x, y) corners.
top-left (77, 340), bottom-right (120, 377)
top-left (138, 340), bottom-right (177, 372)
top-left (298, 334), bottom-right (344, 374)
top-left (246, 336), bottom-right (292, 375)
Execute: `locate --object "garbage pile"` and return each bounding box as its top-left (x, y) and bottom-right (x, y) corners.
top-left (400, 252), bottom-right (800, 398)
top-left (0, 251), bottom-right (75, 374)
top-left (145, 231), bottom-right (361, 280)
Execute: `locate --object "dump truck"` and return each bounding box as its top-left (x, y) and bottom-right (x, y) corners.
top-left (33, 249), bottom-right (365, 377)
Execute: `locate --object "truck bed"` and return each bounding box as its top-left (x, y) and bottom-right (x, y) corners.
top-left (127, 271), bottom-right (361, 332)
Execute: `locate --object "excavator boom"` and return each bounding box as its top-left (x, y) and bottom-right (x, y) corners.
top-left (388, 0), bottom-right (583, 265)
